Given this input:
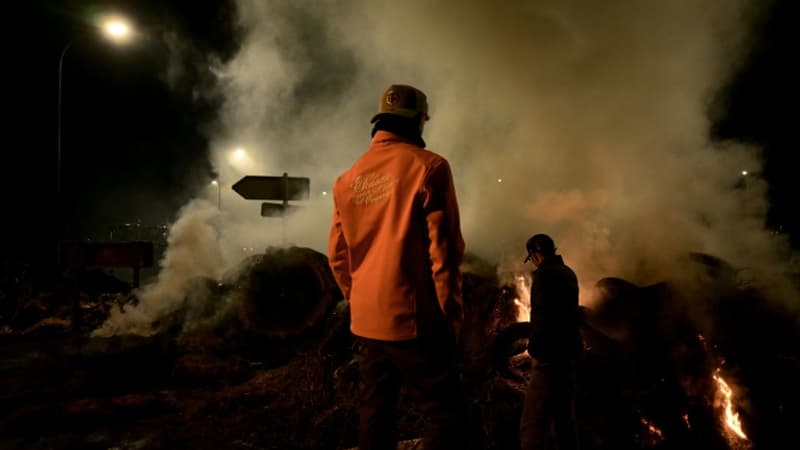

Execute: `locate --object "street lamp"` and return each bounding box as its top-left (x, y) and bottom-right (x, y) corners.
top-left (104, 19), bottom-right (131, 39)
top-left (54, 15), bottom-right (134, 275)
top-left (211, 179), bottom-right (221, 209)
top-left (740, 170), bottom-right (750, 215)
top-left (57, 16), bottom-right (133, 196)
top-left (227, 147), bottom-right (254, 172)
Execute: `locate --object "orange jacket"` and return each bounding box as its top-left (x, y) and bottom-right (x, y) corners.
top-left (328, 130), bottom-right (465, 340)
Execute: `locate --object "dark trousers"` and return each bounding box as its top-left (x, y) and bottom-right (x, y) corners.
top-left (355, 335), bottom-right (466, 450)
top-left (519, 362), bottom-right (578, 450)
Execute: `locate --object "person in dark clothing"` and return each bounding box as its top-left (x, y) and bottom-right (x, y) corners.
top-left (519, 233), bottom-right (582, 450)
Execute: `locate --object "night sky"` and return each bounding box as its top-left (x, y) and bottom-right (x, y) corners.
top-left (711, 0), bottom-right (798, 242)
top-left (7, 0), bottom-right (238, 263)
top-left (4, 0), bottom-right (798, 271)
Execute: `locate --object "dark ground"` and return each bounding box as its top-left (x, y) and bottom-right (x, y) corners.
top-left (1, 249), bottom-right (799, 450)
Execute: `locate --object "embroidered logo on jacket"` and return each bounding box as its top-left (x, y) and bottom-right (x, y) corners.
top-left (350, 172), bottom-right (398, 206)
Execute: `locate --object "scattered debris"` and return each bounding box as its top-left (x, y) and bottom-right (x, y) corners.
top-left (0, 249), bottom-right (797, 449)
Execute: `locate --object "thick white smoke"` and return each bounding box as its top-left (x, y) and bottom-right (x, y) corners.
top-left (93, 200), bottom-right (224, 336)
top-left (210, 0), bottom-right (791, 300)
top-left (98, 0), bottom-right (796, 335)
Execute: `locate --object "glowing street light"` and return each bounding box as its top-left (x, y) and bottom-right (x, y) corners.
top-left (741, 170), bottom-right (748, 176)
top-left (104, 19), bottom-right (131, 40)
top-left (227, 147), bottom-right (253, 171)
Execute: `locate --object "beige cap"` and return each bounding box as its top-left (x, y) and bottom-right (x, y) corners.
top-left (370, 84), bottom-right (429, 123)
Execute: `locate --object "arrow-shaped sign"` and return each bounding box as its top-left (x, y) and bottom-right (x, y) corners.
top-left (232, 173), bottom-right (310, 201)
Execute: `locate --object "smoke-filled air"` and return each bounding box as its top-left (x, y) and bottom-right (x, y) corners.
top-left (95, 0), bottom-right (797, 336)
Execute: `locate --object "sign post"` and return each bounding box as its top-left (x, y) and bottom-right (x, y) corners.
top-left (232, 173), bottom-right (310, 244)
top-left (231, 173), bottom-right (310, 202)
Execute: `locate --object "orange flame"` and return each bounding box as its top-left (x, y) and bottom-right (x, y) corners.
top-left (640, 417), bottom-right (664, 439)
top-left (639, 416), bottom-right (665, 446)
top-left (513, 274), bottom-right (531, 322)
top-left (713, 372), bottom-right (748, 440)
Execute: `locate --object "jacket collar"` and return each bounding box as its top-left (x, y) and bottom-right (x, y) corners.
top-left (371, 130), bottom-right (426, 148)
top-left (372, 130), bottom-right (415, 144)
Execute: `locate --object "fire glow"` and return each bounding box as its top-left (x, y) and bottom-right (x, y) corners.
top-left (513, 274), bottom-right (531, 322)
top-left (640, 417), bottom-right (665, 445)
top-left (713, 371), bottom-right (748, 440)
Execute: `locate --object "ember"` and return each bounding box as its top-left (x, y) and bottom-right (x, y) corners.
top-left (640, 416), bottom-right (665, 442)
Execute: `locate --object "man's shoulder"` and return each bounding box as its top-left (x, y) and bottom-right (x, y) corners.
top-left (537, 260), bottom-right (577, 278)
top-left (414, 148), bottom-right (450, 172)
top-left (416, 146), bottom-right (445, 160)
top-left (334, 167), bottom-right (354, 186)
top-left (385, 142), bottom-right (448, 172)
top-left (337, 140), bottom-right (449, 185)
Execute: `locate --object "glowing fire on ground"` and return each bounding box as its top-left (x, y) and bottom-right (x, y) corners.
top-left (513, 274), bottom-right (531, 322)
top-left (640, 417), bottom-right (664, 440)
top-left (713, 370), bottom-right (748, 440)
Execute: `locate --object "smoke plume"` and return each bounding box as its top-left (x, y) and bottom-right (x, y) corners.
top-left (93, 200), bottom-right (224, 337)
top-left (212, 0), bottom-right (792, 298)
top-left (99, 0), bottom-right (798, 335)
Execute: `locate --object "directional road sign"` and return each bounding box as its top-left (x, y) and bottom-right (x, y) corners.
top-left (232, 173), bottom-right (310, 201)
top-left (261, 202), bottom-right (303, 217)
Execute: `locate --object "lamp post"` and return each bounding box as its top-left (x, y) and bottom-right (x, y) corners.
top-left (741, 170), bottom-right (749, 215)
top-left (57, 40), bottom-right (73, 197)
top-left (55, 16), bottom-right (133, 275)
top-left (57, 17), bottom-right (132, 196)
top-left (211, 179), bottom-right (221, 209)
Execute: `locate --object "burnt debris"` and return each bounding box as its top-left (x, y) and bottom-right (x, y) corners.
top-left (0, 248), bottom-right (798, 449)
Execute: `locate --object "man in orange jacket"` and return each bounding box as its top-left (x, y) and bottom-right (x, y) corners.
top-left (328, 84), bottom-right (466, 450)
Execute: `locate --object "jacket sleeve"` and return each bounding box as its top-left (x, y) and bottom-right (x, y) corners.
top-left (328, 189), bottom-right (351, 300)
top-left (422, 158), bottom-right (465, 323)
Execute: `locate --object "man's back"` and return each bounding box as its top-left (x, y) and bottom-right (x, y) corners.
top-left (327, 84), bottom-right (468, 450)
top-left (520, 235), bottom-right (581, 450)
top-left (329, 130), bottom-right (464, 341)
top-left (528, 255), bottom-right (582, 363)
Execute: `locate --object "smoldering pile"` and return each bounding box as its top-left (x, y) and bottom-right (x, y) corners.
top-left (1, 247), bottom-right (798, 450)
top-left (486, 252), bottom-right (800, 450)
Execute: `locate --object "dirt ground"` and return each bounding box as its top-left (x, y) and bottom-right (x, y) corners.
top-left (2, 253), bottom-right (799, 450)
